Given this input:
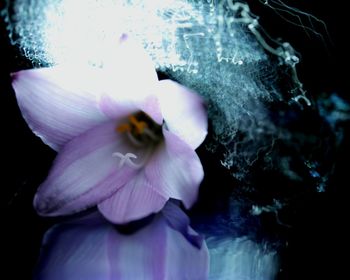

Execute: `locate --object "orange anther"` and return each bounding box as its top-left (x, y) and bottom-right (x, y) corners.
top-left (116, 123), bottom-right (131, 133)
top-left (129, 115), bottom-right (147, 134)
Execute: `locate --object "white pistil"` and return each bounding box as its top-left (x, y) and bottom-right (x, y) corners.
top-left (112, 147), bottom-right (153, 169)
top-left (112, 152), bottom-right (139, 168)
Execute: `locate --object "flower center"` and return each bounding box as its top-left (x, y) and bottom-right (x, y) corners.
top-left (116, 112), bottom-right (162, 147)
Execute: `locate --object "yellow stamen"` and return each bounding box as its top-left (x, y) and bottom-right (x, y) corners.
top-left (116, 114), bottom-right (149, 135)
top-left (116, 123), bottom-right (131, 133)
top-left (129, 115), bottom-right (147, 134)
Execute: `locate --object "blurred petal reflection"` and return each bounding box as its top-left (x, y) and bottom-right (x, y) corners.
top-left (34, 209), bottom-right (209, 280)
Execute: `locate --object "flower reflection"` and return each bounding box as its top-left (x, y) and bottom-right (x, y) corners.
top-left (34, 202), bottom-right (209, 280)
top-left (12, 37), bottom-right (207, 224)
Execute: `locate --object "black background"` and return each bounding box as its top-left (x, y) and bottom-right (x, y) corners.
top-left (1, 1), bottom-right (348, 279)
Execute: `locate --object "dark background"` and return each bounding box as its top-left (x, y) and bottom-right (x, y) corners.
top-left (1, 1), bottom-right (348, 279)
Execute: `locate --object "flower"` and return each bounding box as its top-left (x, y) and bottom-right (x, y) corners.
top-left (34, 202), bottom-right (209, 280)
top-left (12, 38), bottom-right (207, 224)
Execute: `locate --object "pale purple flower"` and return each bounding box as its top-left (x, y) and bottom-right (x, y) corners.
top-left (12, 39), bottom-right (207, 224)
top-left (34, 202), bottom-right (209, 280)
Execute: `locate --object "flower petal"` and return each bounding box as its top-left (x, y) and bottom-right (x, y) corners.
top-left (99, 93), bottom-right (163, 126)
top-left (162, 201), bottom-right (204, 249)
top-left (35, 211), bottom-right (209, 280)
top-left (12, 66), bottom-right (109, 151)
top-left (145, 129), bottom-right (204, 209)
top-left (34, 121), bottom-right (144, 217)
top-left (98, 39), bottom-right (163, 124)
top-left (157, 79), bottom-right (207, 149)
top-left (34, 212), bottom-right (116, 280)
top-left (97, 172), bottom-right (168, 224)
top-left (12, 38), bottom-right (161, 151)
top-left (110, 214), bottom-right (209, 279)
